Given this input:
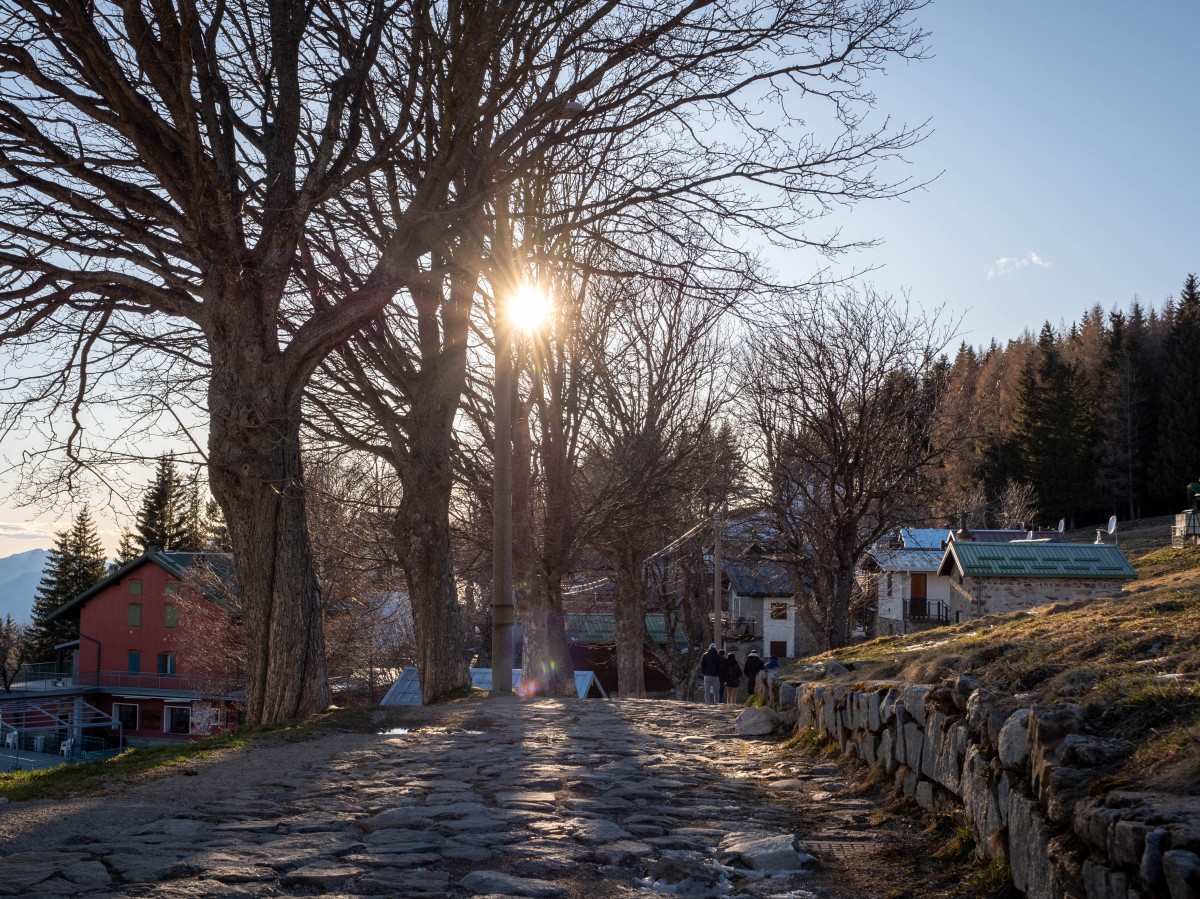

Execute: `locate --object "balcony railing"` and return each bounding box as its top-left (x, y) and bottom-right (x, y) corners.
top-left (906, 598), bottom-right (949, 623)
top-left (4, 664), bottom-right (242, 698)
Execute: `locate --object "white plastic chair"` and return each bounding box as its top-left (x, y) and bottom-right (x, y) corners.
top-left (59, 737), bottom-right (73, 757)
top-left (3, 731), bottom-right (16, 750)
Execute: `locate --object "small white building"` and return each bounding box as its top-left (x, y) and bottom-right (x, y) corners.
top-left (861, 528), bottom-right (955, 636)
top-left (724, 558), bottom-right (815, 660)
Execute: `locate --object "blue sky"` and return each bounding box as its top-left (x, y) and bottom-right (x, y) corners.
top-left (797, 0), bottom-right (1200, 347)
top-left (1, 2), bottom-right (1197, 557)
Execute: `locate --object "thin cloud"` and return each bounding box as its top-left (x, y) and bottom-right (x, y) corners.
top-left (0, 522), bottom-right (52, 540)
top-left (985, 250), bottom-right (1052, 279)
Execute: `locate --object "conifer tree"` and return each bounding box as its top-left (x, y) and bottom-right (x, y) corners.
top-left (136, 456), bottom-right (184, 551)
top-left (1014, 324), bottom-right (1096, 526)
top-left (177, 471), bottom-right (206, 552)
top-left (1153, 275), bottom-right (1200, 505)
top-left (134, 457), bottom-right (206, 552)
top-left (204, 499), bottom-right (233, 552)
top-left (110, 529), bottom-right (142, 573)
top-left (28, 507), bottom-right (109, 661)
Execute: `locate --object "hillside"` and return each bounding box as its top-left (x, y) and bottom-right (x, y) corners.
top-left (804, 539), bottom-right (1200, 794)
top-left (0, 548), bottom-right (48, 622)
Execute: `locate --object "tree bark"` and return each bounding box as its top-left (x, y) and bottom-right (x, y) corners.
top-left (395, 371), bottom-right (472, 704)
top-left (207, 360), bottom-right (331, 725)
top-left (512, 400), bottom-right (575, 697)
top-left (613, 549), bottom-right (648, 698)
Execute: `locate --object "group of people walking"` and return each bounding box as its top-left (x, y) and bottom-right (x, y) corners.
top-left (700, 644), bottom-right (772, 704)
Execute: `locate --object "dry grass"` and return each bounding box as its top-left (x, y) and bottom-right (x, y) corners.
top-left (795, 543), bottom-right (1200, 793)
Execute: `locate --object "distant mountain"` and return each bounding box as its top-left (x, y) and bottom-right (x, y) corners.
top-left (0, 548), bottom-right (49, 622)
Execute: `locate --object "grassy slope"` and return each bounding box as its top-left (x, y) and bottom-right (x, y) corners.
top-left (0, 706), bottom-right (385, 802)
top-left (799, 541), bottom-right (1200, 794)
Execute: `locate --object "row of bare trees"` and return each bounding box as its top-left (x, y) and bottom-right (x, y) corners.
top-left (0, 0), bottom-right (936, 718)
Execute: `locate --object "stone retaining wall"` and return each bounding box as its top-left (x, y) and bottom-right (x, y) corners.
top-left (766, 671), bottom-right (1200, 899)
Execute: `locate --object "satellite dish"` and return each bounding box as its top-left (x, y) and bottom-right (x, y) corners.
top-left (1057, 519), bottom-right (1065, 533)
top-left (1107, 515), bottom-right (1118, 535)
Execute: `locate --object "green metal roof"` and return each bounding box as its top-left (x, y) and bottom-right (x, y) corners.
top-left (564, 613), bottom-right (674, 644)
top-left (937, 541), bottom-right (1137, 580)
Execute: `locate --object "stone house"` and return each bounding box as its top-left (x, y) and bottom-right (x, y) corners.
top-left (935, 541), bottom-right (1136, 620)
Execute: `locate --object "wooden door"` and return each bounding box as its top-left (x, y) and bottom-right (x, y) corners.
top-left (909, 573), bottom-right (928, 618)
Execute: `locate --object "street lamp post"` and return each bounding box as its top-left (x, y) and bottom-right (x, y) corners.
top-left (491, 314), bottom-right (515, 695)
top-left (491, 284), bottom-right (551, 696)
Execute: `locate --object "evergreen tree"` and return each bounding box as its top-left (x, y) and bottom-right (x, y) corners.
top-left (136, 456), bottom-right (183, 550)
top-left (1094, 310), bottom-right (1148, 519)
top-left (109, 529), bottom-right (142, 573)
top-left (134, 456), bottom-right (206, 552)
top-left (28, 507), bottom-right (109, 662)
top-left (1152, 275), bottom-right (1200, 506)
top-left (205, 499), bottom-right (233, 552)
top-left (1014, 324), bottom-right (1096, 527)
top-left (177, 471), bottom-right (206, 552)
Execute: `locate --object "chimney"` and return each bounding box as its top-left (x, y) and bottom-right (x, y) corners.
top-left (956, 512), bottom-right (974, 542)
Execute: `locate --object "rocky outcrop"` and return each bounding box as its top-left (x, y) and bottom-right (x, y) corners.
top-left (766, 669), bottom-right (1200, 899)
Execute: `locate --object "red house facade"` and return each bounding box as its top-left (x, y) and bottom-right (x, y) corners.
top-left (46, 550), bottom-right (243, 744)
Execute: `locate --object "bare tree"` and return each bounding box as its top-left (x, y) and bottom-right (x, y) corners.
top-left (304, 454), bottom-right (414, 702)
top-left (0, 0), bottom-right (929, 716)
top-left (0, 615), bottom-right (30, 692)
top-left (744, 288), bottom-right (956, 649)
top-left (996, 479), bottom-right (1039, 530)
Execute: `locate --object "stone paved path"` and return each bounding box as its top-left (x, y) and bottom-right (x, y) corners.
top-left (0, 698), bottom-right (939, 898)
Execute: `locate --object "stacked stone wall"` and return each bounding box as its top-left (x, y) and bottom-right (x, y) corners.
top-left (766, 672), bottom-right (1200, 899)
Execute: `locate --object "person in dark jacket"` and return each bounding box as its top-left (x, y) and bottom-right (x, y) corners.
top-left (700, 644), bottom-right (723, 704)
top-left (743, 649), bottom-right (765, 696)
top-left (723, 651), bottom-right (743, 704)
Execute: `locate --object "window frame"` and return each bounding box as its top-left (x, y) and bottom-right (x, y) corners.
top-left (128, 602), bottom-right (142, 626)
top-left (128, 580), bottom-right (143, 595)
top-left (127, 650), bottom-right (141, 675)
top-left (112, 702), bottom-right (139, 731)
top-left (163, 604), bottom-right (178, 628)
top-left (164, 581), bottom-right (180, 596)
top-left (769, 601), bottom-right (789, 621)
top-left (164, 705), bottom-right (191, 735)
top-left (157, 652), bottom-right (177, 676)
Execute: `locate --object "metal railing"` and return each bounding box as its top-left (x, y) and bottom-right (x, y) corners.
top-left (75, 670), bottom-right (243, 696)
top-left (906, 599), bottom-right (950, 623)
top-left (3, 664), bottom-right (242, 698)
top-left (721, 615), bottom-right (761, 642)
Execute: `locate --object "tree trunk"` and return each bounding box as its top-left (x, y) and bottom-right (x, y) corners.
top-left (395, 387), bottom-right (471, 704)
top-left (512, 406), bottom-right (575, 697)
top-left (829, 562), bottom-right (854, 649)
top-left (613, 547), bottom-right (647, 698)
top-left (207, 363), bottom-right (331, 725)
top-left (520, 582), bottom-right (576, 697)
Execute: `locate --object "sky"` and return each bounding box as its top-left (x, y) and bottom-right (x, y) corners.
top-left (796, 1), bottom-right (1200, 348)
top-left (1, 1), bottom-right (1198, 558)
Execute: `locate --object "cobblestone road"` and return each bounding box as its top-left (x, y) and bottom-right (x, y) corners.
top-left (0, 698), bottom-right (939, 898)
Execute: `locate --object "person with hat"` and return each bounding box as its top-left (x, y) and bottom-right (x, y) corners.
top-left (700, 643), bottom-right (723, 704)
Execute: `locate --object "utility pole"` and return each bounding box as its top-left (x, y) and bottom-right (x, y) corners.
top-left (712, 504), bottom-right (724, 649)
top-left (491, 318), bottom-right (514, 695)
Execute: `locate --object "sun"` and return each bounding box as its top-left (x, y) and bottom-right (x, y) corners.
top-left (507, 284), bottom-right (551, 332)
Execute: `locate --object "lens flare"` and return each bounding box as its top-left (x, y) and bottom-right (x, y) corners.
top-left (507, 284), bottom-right (551, 332)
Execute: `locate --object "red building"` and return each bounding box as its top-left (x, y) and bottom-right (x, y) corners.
top-left (40, 550), bottom-right (244, 746)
